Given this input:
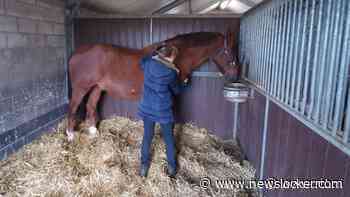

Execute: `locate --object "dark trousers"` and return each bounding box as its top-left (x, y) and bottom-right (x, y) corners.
top-left (141, 117), bottom-right (176, 170)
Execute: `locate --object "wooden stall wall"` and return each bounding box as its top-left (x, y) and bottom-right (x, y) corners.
top-left (236, 90), bottom-right (350, 197)
top-left (74, 18), bottom-right (240, 139)
top-left (236, 91), bottom-right (266, 176)
top-left (264, 101), bottom-right (350, 197)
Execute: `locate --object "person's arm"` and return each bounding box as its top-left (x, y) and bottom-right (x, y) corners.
top-left (169, 77), bottom-right (189, 95)
top-left (140, 56), bottom-right (151, 70)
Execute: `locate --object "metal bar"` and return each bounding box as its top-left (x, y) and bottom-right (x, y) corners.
top-left (333, 0), bottom-right (350, 135)
top-left (198, 0), bottom-right (222, 14)
top-left (239, 22), bottom-right (243, 67)
top-left (301, 0), bottom-right (316, 115)
top-left (246, 16), bottom-right (251, 79)
top-left (253, 13), bottom-right (258, 83)
top-left (245, 78), bottom-right (350, 157)
top-left (278, 2), bottom-right (285, 99)
top-left (253, 12), bottom-right (258, 84)
top-left (233, 102), bottom-right (239, 138)
top-left (280, 1), bottom-right (290, 102)
top-left (344, 88), bottom-right (350, 143)
top-left (270, 2), bottom-right (279, 96)
top-left (261, 8), bottom-right (269, 90)
top-left (79, 13), bottom-right (242, 19)
top-left (278, 1), bottom-right (289, 101)
top-left (295, 0), bottom-right (309, 111)
top-left (191, 71), bottom-right (223, 78)
top-left (259, 96), bottom-right (270, 180)
top-left (256, 11), bottom-right (262, 87)
top-left (258, 11), bottom-right (264, 87)
top-left (264, 7), bottom-right (272, 92)
top-left (324, 1), bottom-right (341, 131)
top-left (249, 14), bottom-right (253, 80)
top-left (315, 0), bottom-right (333, 124)
top-left (265, 8), bottom-right (272, 90)
top-left (237, 0), bottom-right (256, 8)
top-left (247, 16), bottom-right (252, 80)
top-left (285, 0), bottom-right (297, 106)
top-left (272, 2), bottom-right (282, 97)
top-left (260, 8), bottom-right (267, 88)
top-left (308, 0), bottom-right (324, 120)
top-left (241, 18), bottom-right (245, 76)
top-left (276, 3), bottom-right (285, 99)
top-left (152, 0), bottom-right (189, 15)
top-left (256, 11), bottom-right (260, 84)
top-left (267, 5), bottom-right (277, 95)
top-left (254, 12), bottom-right (259, 83)
top-left (243, 19), bottom-right (248, 69)
top-left (291, 0), bottom-right (302, 109)
top-left (275, 3), bottom-right (282, 98)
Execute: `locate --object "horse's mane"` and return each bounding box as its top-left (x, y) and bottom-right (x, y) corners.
top-left (164, 32), bottom-right (223, 48)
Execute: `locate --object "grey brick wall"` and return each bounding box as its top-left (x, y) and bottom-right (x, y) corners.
top-left (0, 0), bottom-right (67, 145)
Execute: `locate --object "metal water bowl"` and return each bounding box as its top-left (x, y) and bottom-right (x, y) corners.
top-left (223, 82), bottom-right (250, 103)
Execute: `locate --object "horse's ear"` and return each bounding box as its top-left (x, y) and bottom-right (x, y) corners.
top-left (226, 27), bottom-right (235, 49)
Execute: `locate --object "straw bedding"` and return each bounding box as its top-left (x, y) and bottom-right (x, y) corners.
top-left (0, 117), bottom-right (257, 197)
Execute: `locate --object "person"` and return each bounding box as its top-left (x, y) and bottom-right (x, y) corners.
top-left (138, 44), bottom-right (185, 178)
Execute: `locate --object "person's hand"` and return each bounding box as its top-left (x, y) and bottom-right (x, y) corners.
top-left (179, 78), bottom-right (190, 92)
top-left (183, 78), bottom-right (189, 84)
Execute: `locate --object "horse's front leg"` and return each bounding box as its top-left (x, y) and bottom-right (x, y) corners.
top-left (86, 86), bottom-right (102, 138)
top-left (67, 87), bottom-right (88, 141)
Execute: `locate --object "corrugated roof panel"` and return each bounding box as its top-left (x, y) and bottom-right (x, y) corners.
top-left (80, 0), bottom-right (263, 15)
top-left (221, 0), bottom-right (252, 14)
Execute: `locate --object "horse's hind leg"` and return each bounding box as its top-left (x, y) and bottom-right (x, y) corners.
top-left (85, 85), bottom-right (102, 138)
top-left (67, 87), bottom-right (88, 141)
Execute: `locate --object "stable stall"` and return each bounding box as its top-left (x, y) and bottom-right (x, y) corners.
top-left (0, 0), bottom-right (350, 197)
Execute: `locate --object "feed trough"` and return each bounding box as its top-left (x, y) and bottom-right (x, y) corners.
top-left (223, 82), bottom-right (250, 103)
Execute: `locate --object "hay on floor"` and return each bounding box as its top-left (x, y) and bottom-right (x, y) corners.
top-left (0, 117), bottom-right (257, 197)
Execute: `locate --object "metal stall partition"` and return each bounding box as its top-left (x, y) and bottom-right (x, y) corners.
top-left (240, 0), bottom-right (350, 196)
top-left (74, 17), bottom-right (240, 140)
top-left (241, 0), bottom-right (350, 157)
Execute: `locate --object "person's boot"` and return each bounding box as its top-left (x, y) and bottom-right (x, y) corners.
top-left (139, 164), bottom-right (150, 177)
top-left (166, 165), bottom-right (177, 178)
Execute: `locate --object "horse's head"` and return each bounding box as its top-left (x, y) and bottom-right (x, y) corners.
top-left (150, 31), bottom-right (240, 82)
top-left (211, 29), bottom-right (240, 82)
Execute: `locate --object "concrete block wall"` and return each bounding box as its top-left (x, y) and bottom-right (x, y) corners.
top-left (0, 0), bottom-right (68, 159)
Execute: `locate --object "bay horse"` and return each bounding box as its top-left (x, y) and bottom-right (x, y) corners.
top-left (67, 30), bottom-right (239, 141)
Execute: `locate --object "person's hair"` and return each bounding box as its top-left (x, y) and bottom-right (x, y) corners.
top-left (156, 45), bottom-right (178, 58)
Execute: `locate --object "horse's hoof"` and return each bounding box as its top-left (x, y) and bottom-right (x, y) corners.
top-left (66, 130), bottom-right (75, 141)
top-left (88, 126), bottom-right (98, 139)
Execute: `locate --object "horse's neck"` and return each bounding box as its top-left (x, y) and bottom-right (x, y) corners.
top-left (187, 46), bottom-right (221, 71)
top-left (141, 42), bottom-right (162, 55)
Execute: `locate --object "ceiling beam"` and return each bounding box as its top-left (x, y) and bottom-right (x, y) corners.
top-left (152, 0), bottom-right (189, 15)
top-left (78, 13), bottom-right (241, 19)
top-left (197, 0), bottom-right (222, 14)
top-left (235, 0), bottom-right (256, 7)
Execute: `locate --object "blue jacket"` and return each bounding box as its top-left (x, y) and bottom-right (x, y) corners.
top-left (138, 56), bottom-right (181, 123)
